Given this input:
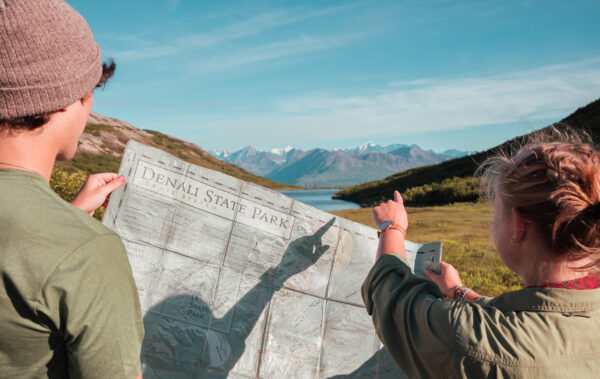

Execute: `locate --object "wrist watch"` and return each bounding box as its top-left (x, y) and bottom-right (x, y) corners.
top-left (377, 220), bottom-right (406, 238)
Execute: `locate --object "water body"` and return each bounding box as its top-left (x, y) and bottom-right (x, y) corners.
top-left (280, 189), bottom-right (361, 211)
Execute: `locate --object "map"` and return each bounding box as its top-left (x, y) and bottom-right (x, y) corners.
top-left (103, 140), bottom-right (442, 378)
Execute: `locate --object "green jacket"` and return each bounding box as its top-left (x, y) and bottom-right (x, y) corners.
top-left (362, 254), bottom-right (600, 378)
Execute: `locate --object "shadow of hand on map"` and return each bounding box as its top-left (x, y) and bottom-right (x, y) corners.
top-left (264, 217), bottom-right (334, 287)
top-left (142, 218), bottom-right (335, 378)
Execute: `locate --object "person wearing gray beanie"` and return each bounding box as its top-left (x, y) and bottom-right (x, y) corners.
top-left (0, 1), bottom-right (144, 378)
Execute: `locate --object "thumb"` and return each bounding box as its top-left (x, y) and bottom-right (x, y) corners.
top-left (438, 261), bottom-right (451, 272)
top-left (424, 268), bottom-right (444, 289)
top-left (424, 268), bottom-right (437, 280)
top-left (99, 175), bottom-right (126, 197)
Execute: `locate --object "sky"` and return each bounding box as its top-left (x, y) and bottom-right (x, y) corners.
top-left (70, 0), bottom-right (600, 154)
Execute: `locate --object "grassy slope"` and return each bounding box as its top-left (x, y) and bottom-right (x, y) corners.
top-left (335, 98), bottom-right (600, 206)
top-left (333, 203), bottom-right (522, 297)
top-left (56, 123), bottom-right (299, 191)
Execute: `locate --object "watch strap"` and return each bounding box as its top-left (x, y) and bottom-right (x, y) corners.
top-left (377, 221), bottom-right (406, 239)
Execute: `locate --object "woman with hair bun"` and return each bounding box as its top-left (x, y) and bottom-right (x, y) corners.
top-left (362, 128), bottom-right (600, 377)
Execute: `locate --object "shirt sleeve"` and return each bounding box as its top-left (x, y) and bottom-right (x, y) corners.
top-left (36, 233), bottom-right (144, 379)
top-left (361, 254), bottom-right (459, 378)
top-left (475, 295), bottom-right (495, 307)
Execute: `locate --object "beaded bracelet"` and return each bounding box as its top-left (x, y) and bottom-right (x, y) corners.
top-left (453, 285), bottom-right (464, 299)
top-left (453, 285), bottom-right (470, 301)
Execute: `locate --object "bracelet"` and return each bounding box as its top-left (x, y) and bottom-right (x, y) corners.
top-left (377, 221), bottom-right (406, 239)
top-left (453, 285), bottom-right (470, 301)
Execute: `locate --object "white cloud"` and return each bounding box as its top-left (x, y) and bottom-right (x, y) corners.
top-left (114, 45), bottom-right (180, 61)
top-left (190, 31), bottom-right (370, 73)
top-left (199, 58), bottom-right (600, 145)
top-left (167, 0), bottom-right (180, 13)
top-left (111, 4), bottom-right (358, 62)
top-left (179, 5), bottom-right (353, 48)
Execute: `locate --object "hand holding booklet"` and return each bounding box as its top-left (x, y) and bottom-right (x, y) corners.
top-left (103, 140), bottom-right (441, 378)
top-left (406, 241), bottom-right (442, 278)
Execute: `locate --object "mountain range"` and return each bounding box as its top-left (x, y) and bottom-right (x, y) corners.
top-left (334, 97), bottom-right (600, 206)
top-left (210, 143), bottom-right (469, 187)
top-left (62, 97), bottom-right (599, 206)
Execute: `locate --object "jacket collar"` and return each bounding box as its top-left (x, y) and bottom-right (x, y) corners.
top-left (489, 287), bottom-right (600, 313)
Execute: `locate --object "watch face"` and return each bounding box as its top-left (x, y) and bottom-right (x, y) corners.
top-left (378, 220), bottom-right (392, 231)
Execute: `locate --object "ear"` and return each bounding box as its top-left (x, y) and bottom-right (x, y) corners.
top-left (511, 208), bottom-right (528, 243)
top-left (54, 91), bottom-right (93, 114)
top-left (80, 91), bottom-right (93, 106)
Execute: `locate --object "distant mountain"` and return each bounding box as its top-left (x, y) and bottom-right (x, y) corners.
top-left (270, 145), bottom-right (294, 156)
top-left (267, 148), bottom-right (448, 187)
top-left (442, 149), bottom-right (472, 158)
top-left (334, 98), bottom-right (600, 206)
top-left (345, 142), bottom-right (416, 154)
top-left (211, 146), bottom-right (307, 177)
top-left (59, 112), bottom-right (298, 190)
top-left (210, 143), bottom-right (465, 187)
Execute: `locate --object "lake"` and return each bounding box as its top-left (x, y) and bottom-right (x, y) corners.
top-left (280, 189), bottom-right (361, 211)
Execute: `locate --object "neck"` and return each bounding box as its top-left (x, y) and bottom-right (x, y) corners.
top-left (521, 254), bottom-right (592, 287)
top-left (0, 129), bottom-right (57, 181)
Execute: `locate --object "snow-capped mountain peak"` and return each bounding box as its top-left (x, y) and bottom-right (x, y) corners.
top-left (270, 145), bottom-right (294, 156)
top-left (358, 142), bottom-right (376, 152)
top-left (210, 149), bottom-right (231, 158)
top-left (208, 142), bottom-right (470, 187)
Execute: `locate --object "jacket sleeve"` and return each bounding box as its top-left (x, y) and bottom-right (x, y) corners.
top-left (361, 254), bottom-right (459, 378)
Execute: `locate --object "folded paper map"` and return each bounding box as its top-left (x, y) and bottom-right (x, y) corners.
top-left (103, 140), bottom-right (442, 378)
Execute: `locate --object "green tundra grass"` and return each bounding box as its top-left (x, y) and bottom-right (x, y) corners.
top-left (332, 202), bottom-right (522, 297)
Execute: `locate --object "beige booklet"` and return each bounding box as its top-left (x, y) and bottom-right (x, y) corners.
top-left (104, 140), bottom-right (441, 379)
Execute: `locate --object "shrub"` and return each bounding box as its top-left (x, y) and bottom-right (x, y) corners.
top-left (401, 176), bottom-right (480, 205)
top-left (50, 167), bottom-right (104, 220)
top-left (50, 167), bottom-right (87, 202)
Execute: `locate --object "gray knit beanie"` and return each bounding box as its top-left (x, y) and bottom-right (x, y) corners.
top-left (0, 0), bottom-right (102, 119)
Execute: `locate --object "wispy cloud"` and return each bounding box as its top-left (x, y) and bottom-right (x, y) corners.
top-left (189, 31), bottom-right (371, 73)
top-left (179, 5), bottom-right (355, 48)
top-left (199, 58), bottom-right (600, 146)
top-left (167, 0), bottom-right (180, 13)
top-left (115, 45), bottom-right (180, 61)
top-left (112, 4), bottom-right (360, 63)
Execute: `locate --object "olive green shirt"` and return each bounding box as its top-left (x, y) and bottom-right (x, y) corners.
top-left (362, 254), bottom-right (600, 378)
top-left (0, 169), bottom-right (144, 378)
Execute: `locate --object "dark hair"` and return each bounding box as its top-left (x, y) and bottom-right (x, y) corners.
top-left (95, 59), bottom-right (116, 90)
top-left (0, 59), bottom-right (116, 132)
top-left (480, 126), bottom-right (600, 269)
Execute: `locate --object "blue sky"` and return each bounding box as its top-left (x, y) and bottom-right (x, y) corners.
top-left (71, 0), bottom-right (600, 153)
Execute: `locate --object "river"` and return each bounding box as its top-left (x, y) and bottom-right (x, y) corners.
top-left (280, 189), bottom-right (360, 211)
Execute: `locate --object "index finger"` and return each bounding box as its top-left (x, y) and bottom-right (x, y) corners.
top-left (393, 190), bottom-right (403, 203)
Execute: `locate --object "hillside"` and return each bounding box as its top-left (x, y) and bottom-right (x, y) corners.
top-left (56, 112), bottom-right (299, 190)
top-left (334, 98), bottom-right (600, 206)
